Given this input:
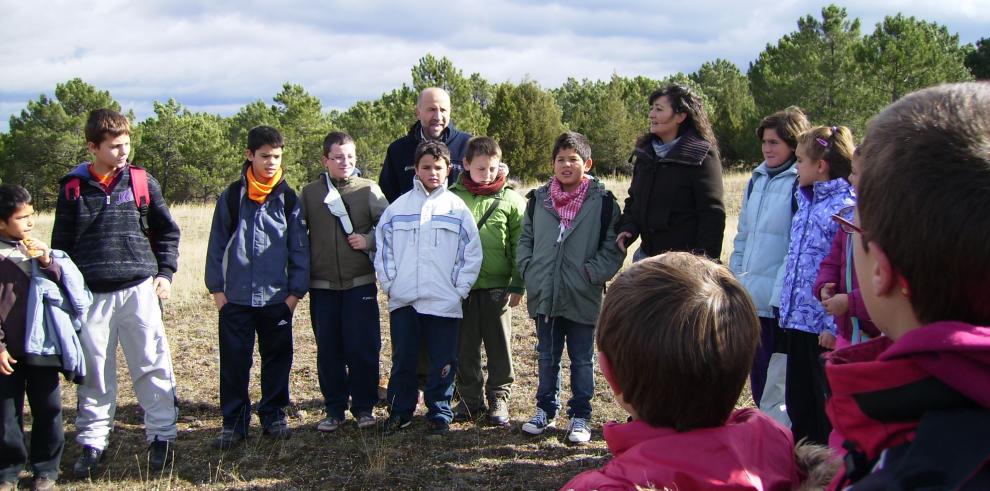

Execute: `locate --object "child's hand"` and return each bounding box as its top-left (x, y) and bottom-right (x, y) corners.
top-left (0, 350), bottom-right (16, 375)
top-left (153, 277), bottom-right (172, 300)
top-left (819, 331), bottom-right (836, 350)
top-left (820, 282), bottom-right (836, 301)
top-left (285, 295), bottom-right (299, 313)
top-left (347, 234), bottom-right (368, 251)
top-left (508, 293), bottom-right (522, 308)
top-left (213, 292), bottom-right (228, 310)
top-left (23, 237), bottom-right (52, 267)
top-left (615, 232), bottom-right (633, 252)
top-left (822, 293), bottom-right (849, 316)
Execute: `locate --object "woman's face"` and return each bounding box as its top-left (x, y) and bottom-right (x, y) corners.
top-left (648, 96), bottom-right (685, 141)
top-left (761, 128), bottom-right (793, 168)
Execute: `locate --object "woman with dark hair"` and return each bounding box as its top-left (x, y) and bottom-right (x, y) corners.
top-left (616, 84), bottom-right (726, 261)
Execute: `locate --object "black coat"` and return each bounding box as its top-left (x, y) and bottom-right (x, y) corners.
top-left (377, 121), bottom-right (471, 203)
top-left (618, 130), bottom-right (725, 259)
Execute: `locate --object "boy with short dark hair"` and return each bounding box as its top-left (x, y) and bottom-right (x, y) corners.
top-left (300, 131), bottom-right (388, 432)
top-left (826, 82), bottom-right (990, 488)
top-left (52, 108), bottom-right (181, 477)
top-left (0, 184), bottom-right (88, 491)
top-left (563, 252), bottom-right (806, 490)
top-left (449, 136), bottom-right (526, 426)
top-left (517, 132), bottom-right (624, 444)
top-left (205, 125), bottom-right (310, 449)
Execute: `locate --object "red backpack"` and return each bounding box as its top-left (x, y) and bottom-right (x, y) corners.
top-left (64, 165), bottom-right (153, 237)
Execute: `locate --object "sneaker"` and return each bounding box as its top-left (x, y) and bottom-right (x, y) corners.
top-left (381, 414), bottom-right (412, 434)
top-left (212, 427), bottom-right (246, 450)
top-left (263, 420), bottom-right (292, 440)
top-left (316, 416), bottom-right (342, 433)
top-left (488, 398), bottom-right (510, 427)
top-left (428, 418), bottom-right (450, 436)
top-left (73, 445), bottom-right (103, 478)
top-left (147, 436), bottom-right (174, 472)
top-left (31, 476), bottom-right (56, 491)
top-left (566, 417), bottom-right (592, 444)
top-left (356, 412), bottom-right (377, 429)
top-left (521, 408), bottom-right (555, 435)
top-left (451, 401), bottom-right (484, 422)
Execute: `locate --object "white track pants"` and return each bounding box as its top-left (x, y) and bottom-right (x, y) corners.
top-left (75, 277), bottom-right (178, 449)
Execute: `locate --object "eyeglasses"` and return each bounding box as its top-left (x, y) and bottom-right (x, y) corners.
top-left (831, 205), bottom-right (862, 235)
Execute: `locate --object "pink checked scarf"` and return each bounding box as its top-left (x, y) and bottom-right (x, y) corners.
top-left (549, 176), bottom-right (590, 229)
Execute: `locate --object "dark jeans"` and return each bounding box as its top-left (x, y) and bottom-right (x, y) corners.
top-left (218, 302), bottom-right (294, 434)
top-left (785, 329), bottom-right (832, 445)
top-left (0, 364), bottom-right (62, 482)
top-left (535, 316), bottom-right (595, 420)
top-left (387, 306), bottom-right (459, 423)
top-left (310, 285), bottom-right (381, 420)
top-left (750, 316), bottom-right (785, 405)
top-left (456, 288), bottom-right (514, 409)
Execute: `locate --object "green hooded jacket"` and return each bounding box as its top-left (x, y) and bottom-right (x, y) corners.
top-left (449, 181), bottom-right (527, 293)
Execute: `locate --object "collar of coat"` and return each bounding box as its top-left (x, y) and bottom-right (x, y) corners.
top-left (633, 128), bottom-right (711, 167)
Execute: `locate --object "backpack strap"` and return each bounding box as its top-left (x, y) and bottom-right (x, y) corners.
top-left (475, 195), bottom-right (502, 230)
top-left (599, 190), bottom-right (614, 247)
top-left (129, 166), bottom-right (152, 237)
top-left (791, 177), bottom-right (800, 215)
top-left (525, 189), bottom-right (536, 224)
top-left (224, 180), bottom-right (243, 239)
top-left (65, 177), bottom-right (82, 201)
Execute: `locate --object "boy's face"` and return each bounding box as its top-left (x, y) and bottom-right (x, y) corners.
top-left (553, 147), bottom-right (593, 192)
top-left (0, 203), bottom-right (35, 241)
top-left (323, 142), bottom-right (356, 180)
top-left (247, 144), bottom-right (284, 181)
top-left (88, 133), bottom-right (131, 174)
top-left (416, 155), bottom-right (449, 192)
top-left (467, 155), bottom-right (500, 185)
top-left (761, 128), bottom-right (792, 168)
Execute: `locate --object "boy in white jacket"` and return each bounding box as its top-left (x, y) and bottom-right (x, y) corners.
top-left (375, 141), bottom-right (482, 435)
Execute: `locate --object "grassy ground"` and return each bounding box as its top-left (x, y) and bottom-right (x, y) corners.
top-left (20, 171), bottom-right (751, 490)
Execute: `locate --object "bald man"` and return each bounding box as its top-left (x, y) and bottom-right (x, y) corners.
top-left (378, 88), bottom-right (472, 202)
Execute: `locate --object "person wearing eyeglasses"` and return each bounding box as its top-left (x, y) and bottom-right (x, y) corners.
top-left (777, 125), bottom-right (856, 446)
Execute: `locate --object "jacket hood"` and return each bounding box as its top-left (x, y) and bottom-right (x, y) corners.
top-left (800, 176), bottom-right (852, 202)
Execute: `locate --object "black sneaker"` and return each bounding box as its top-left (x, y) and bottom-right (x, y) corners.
top-left (212, 427), bottom-right (246, 450)
top-left (262, 420), bottom-right (292, 440)
top-left (147, 437), bottom-right (174, 473)
top-left (381, 414), bottom-right (412, 434)
top-left (73, 445), bottom-right (104, 478)
top-left (428, 418), bottom-right (450, 436)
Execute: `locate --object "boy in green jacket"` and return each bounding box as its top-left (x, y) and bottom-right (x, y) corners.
top-left (517, 132), bottom-right (625, 443)
top-left (449, 137), bottom-right (526, 426)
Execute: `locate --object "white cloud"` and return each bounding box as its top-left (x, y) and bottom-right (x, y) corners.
top-left (1, 0), bottom-right (985, 131)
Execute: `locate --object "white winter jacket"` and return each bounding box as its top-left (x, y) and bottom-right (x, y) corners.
top-left (374, 178), bottom-right (482, 318)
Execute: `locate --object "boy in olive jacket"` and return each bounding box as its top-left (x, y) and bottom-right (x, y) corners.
top-left (449, 137), bottom-right (526, 426)
top-left (300, 132), bottom-right (388, 432)
top-left (517, 132), bottom-right (625, 444)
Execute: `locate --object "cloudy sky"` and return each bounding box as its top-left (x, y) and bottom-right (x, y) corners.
top-left (1, 1), bottom-right (986, 131)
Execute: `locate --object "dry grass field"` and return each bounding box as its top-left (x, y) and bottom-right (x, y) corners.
top-left (22, 171), bottom-right (751, 490)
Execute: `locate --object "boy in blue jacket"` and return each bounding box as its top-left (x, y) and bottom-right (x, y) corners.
top-left (205, 126), bottom-right (310, 449)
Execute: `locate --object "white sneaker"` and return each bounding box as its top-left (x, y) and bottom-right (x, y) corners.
top-left (317, 416), bottom-right (342, 432)
top-left (566, 417), bottom-right (591, 443)
top-left (521, 408), bottom-right (555, 435)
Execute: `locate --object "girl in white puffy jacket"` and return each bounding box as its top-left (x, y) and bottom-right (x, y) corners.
top-left (374, 141), bottom-right (481, 435)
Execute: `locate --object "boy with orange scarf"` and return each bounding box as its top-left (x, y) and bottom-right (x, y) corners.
top-left (205, 125), bottom-right (310, 449)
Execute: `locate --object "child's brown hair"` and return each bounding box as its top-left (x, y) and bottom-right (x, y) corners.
top-left (858, 82), bottom-right (990, 325)
top-left (465, 136), bottom-right (502, 162)
top-left (85, 108), bottom-right (130, 145)
top-left (797, 125), bottom-right (855, 180)
top-left (757, 106), bottom-right (811, 150)
top-left (596, 252), bottom-right (760, 430)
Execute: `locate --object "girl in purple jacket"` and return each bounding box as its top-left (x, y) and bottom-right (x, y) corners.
top-left (777, 125), bottom-right (855, 446)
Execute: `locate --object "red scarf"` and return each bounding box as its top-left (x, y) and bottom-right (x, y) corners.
top-left (460, 170), bottom-right (506, 196)
top-left (550, 177), bottom-right (590, 229)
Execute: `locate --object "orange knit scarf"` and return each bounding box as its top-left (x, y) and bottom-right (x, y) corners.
top-left (246, 166), bottom-right (282, 204)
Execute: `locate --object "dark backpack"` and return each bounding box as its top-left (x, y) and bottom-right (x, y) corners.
top-left (65, 165), bottom-right (153, 237)
top-left (221, 180), bottom-right (298, 238)
top-left (525, 188), bottom-right (614, 247)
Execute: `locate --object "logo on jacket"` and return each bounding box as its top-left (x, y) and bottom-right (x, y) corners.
top-left (116, 188), bottom-right (135, 205)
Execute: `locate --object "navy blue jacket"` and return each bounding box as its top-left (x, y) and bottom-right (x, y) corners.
top-left (378, 121), bottom-right (471, 203)
top-left (205, 165), bottom-right (310, 307)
